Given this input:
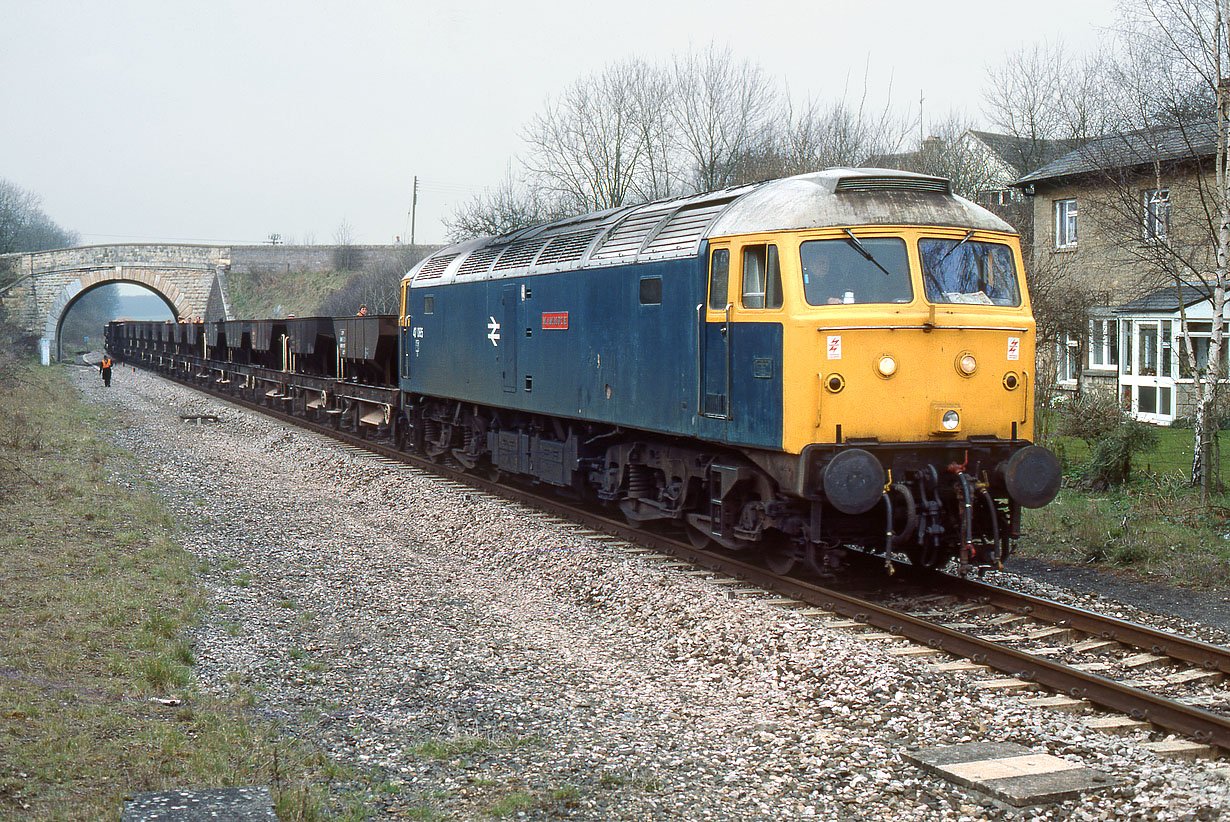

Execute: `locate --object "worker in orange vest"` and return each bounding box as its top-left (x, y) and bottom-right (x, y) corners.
top-left (99, 355), bottom-right (113, 387)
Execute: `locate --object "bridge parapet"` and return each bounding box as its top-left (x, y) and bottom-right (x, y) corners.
top-left (0, 243), bottom-right (232, 362)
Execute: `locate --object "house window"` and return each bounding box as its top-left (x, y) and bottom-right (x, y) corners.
top-left (1144, 188), bottom-right (1170, 240)
top-left (1055, 199), bottom-right (1078, 248)
top-left (1088, 318), bottom-right (1118, 369)
top-left (1177, 321), bottom-right (1229, 380)
top-left (1058, 333), bottom-right (1080, 383)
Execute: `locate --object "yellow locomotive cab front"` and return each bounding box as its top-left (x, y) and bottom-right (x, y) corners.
top-left (709, 218), bottom-right (1059, 569)
top-left (763, 226), bottom-right (1037, 455)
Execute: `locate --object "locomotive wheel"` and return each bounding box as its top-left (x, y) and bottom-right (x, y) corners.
top-left (763, 539), bottom-right (797, 576)
top-left (686, 522), bottom-right (714, 549)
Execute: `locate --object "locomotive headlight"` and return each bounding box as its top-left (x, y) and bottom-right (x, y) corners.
top-left (957, 353), bottom-right (978, 376)
top-left (942, 410), bottom-right (960, 430)
top-left (876, 355), bottom-right (897, 377)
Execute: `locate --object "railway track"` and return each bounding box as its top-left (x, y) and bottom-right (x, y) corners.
top-left (146, 363), bottom-right (1230, 756)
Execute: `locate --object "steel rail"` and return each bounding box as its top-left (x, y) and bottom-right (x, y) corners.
top-left (914, 568), bottom-right (1230, 676)
top-left (132, 357), bottom-right (1230, 752)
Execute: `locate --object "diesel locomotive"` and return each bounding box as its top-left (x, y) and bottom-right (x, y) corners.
top-left (108, 168), bottom-right (1061, 576)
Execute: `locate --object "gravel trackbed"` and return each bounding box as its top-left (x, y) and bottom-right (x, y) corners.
top-left (78, 366), bottom-right (1230, 821)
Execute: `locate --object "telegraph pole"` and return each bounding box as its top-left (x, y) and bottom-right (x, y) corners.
top-left (409, 176), bottom-right (419, 247)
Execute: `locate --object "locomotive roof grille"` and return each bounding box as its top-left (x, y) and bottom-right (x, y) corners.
top-left (405, 170), bottom-right (1014, 286)
top-left (590, 202), bottom-right (679, 261)
top-left (536, 229), bottom-right (602, 266)
top-left (493, 238), bottom-right (551, 271)
top-left (833, 175), bottom-right (951, 194)
top-left (641, 200), bottom-right (736, 256)
top-left (415, 252), bottom-right (458, 280)
top-left (456, 246), bottom-right (505, 276)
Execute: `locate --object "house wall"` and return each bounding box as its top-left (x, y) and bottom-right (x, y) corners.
top-left (1027, 169), bottom-right (1217, 303)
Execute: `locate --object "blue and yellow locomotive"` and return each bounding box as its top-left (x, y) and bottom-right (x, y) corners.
top-left (400, 168), bottom-right (1061, 574)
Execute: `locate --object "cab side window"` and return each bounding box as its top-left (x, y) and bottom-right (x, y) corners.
top-left (741, 244), bottom-right (782, 309)
top-left (708, 248), bottom-right (730, 310)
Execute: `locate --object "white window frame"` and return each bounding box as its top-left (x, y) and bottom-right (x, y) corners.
top-left (1057, 333), bottom-right (1080, 385)
top-left (1055, 199), bottom-right (1078, 248)
top-left (1087, 317), bottom-right (1118, 371)
top-left (1175, 320), bottom-right (1229, 383)
top-left (1143, 188), bottom-right (1170, 241)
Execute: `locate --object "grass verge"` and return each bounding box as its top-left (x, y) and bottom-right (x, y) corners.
top-left (0, 361), bottom-right (355, 820)
top-left (1024, 427), bottom-right (1230, 587)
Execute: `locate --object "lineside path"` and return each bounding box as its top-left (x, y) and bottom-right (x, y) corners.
top-left (75, 367), bottom-right (1229, 821)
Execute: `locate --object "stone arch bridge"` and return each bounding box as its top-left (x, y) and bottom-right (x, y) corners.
top-left (0, 244), bottom-right (233, 362)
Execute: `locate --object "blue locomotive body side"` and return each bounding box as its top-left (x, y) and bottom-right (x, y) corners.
top-left (401, 253), bottom-right (783, 451)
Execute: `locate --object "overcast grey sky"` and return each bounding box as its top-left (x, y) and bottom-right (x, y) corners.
top-left (1, 0), bottom-right (1118, 247)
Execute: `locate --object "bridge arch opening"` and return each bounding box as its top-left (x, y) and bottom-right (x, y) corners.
top-left (50, 278), bottom-right (186, 362)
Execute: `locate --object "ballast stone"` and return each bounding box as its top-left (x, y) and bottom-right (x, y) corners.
top-left (905, 741), bottom-right (1116, 807)
top-left (121, 787), bottom-right (275, 821)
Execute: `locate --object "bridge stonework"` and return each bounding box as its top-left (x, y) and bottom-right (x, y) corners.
top-left (0, 244), bottom-right (233, 362)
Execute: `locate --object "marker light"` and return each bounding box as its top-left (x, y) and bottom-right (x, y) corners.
top-left (877, 355), bottom-right (897, 377)
top-left (957, 353), bottom-right (978, 376)
top-left (942, 410), bottom-right (960, 430)
top-left (1003, 372), bottom-right (1019, 390)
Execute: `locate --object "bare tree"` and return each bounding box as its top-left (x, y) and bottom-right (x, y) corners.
top-left (670, 44), bottom-right (779, 191)
top-left (333, 219), bottom-right (359, 271)
top-left (523, 59), bottom-right (657, 212)
top-left (777, 73), bottom-right (911, 174)
top-left (1069, 0), bottom-right (1230, 494)
top-left (627, 60), bottom-right (682, 201)
top-left (0, 178), bottom-right (78, 253)
top-left (443, 171), bottom-right (568, 242)
top-left (318, 246), bottom-right (432, 316)
top-left (983, 42), bottom-right (1114, 171)
top-left (863, 112), bottom-right (1003, 199)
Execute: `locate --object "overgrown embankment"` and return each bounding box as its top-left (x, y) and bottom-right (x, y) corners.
top-left (0, 362), bottom-right (348, 820)
top-left (225, 267), bottom-right (351, 319)
top-left (1023, 420), bottom-right (1230, 589)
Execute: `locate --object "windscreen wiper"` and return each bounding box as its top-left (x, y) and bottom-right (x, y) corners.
top-left (934, 230), bottom-right (976, 266)
top-left (842, 229), bottom-right (894, 277)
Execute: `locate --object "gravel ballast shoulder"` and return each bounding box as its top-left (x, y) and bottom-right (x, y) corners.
top-left (78, 367), bottom-right (1230, 821)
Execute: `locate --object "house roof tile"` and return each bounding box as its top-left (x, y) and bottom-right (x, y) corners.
top-left (1015, 121), bottom-right (1218, 186)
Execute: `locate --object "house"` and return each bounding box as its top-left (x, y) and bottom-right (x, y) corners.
top-left (1013, 120), bottom-right (1223, 424)
top-left (866, 130), bottom-right (1074, 211)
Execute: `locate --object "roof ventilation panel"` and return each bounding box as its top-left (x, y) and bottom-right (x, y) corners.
top-left (414, 253), bottom-right (458, 281)
top-left (834, 175), bottom-right (951, 194)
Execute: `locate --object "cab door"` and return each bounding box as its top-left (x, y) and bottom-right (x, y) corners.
top-left (501, 284), bottom-right (518, 393)
top-left (701, 246), bottom-right (732, 421)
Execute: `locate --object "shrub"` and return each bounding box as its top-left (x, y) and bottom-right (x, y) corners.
top-left (1060, 393), bottom-right (1159, 489)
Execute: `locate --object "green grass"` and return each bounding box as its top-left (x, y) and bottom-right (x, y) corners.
top-left (1025, 426), bottom-right (1230, 586)
top-left (485, 791), bottom-right (537, 817)
top-left (1051, 425), bottom-right (1230, 479)
top-left (0, 360), bottom-right (359, 820)
top-left (226, 267), bottom-right (351, 319)
top-left (409, 735), bottom-right (495, 759)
